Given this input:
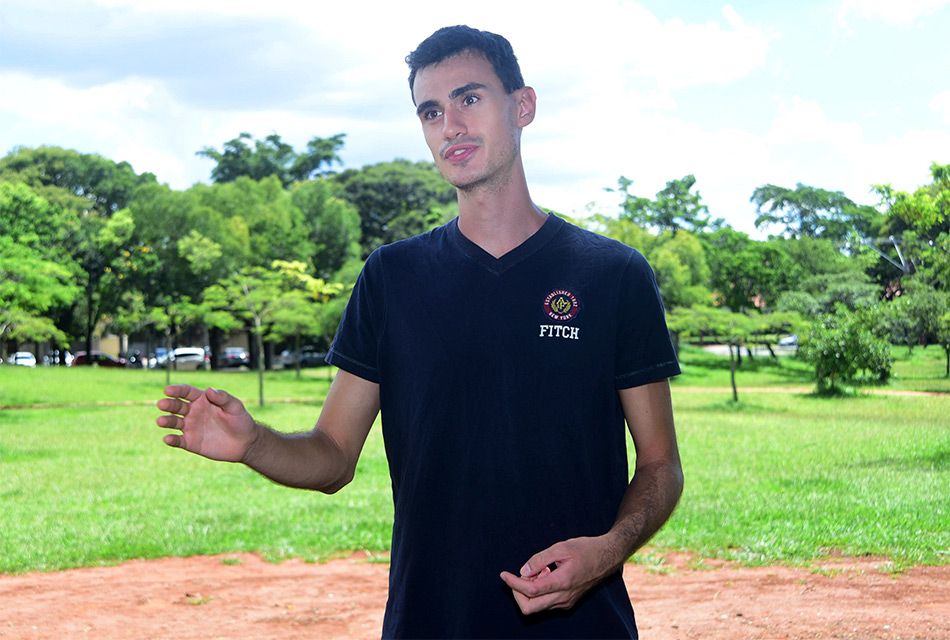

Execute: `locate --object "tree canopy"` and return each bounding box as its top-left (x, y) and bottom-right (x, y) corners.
top-left (197, 132), bottom-right (346, 187)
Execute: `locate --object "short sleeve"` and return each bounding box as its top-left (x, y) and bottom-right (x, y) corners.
top-left (325, 251), bottom-right (384, 383)
top-left (613, 250), bottom-right (681, 389)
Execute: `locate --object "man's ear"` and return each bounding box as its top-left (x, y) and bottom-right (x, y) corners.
top-left (516, 86), bottom-right (537, 127)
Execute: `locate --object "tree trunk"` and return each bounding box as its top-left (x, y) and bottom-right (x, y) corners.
top-left (84, 286), bottom-right (95, 365)
top-left (257, 330), bottom-right (265, 407)
top-left (729, 344), bottom-right (739, 402)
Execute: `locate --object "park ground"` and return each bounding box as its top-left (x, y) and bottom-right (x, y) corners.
top-left (1, 551), bottom-right (947, 639)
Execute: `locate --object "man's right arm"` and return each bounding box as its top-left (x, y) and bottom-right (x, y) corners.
top-left (157, 369), bottom-right (380, 494)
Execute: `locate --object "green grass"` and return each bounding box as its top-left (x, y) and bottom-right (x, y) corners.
top-left (0, 365), bottom-right (335, 408)
top-left (1, 400), bottom-right (393, 574)
top-left (1, 351), bottom-right (947, 574)
top-left (664, 390), bottom-right (949, 568)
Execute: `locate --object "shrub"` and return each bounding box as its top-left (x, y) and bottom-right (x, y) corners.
top-left (799, 304), bottom-right (892, 389)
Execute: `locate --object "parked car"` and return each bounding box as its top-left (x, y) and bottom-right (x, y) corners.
top-left (44, 350), bottom-right (73, 366)
top-left (148, 347), bottom-right (169, 369)
top-left (778, 334), bottom-right (799, 346)
top-left (71, 351), bottom-right (127, 367)
top-left (281, 347), bottom-right (328, 368)
top-left (217, 347), bottom-right (250, 368)
top-left (7, 351), bottom-right (37, 367)
top-left (170, 347), bottom-right (210, 371)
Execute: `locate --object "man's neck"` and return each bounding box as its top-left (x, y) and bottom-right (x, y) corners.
top-left (455, 167), bottom-right (548, 259)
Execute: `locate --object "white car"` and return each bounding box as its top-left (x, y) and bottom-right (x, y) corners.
top-left (7, 351), bottom-right (37, 367)
top-left (170, 347), bottom-right (210, 371)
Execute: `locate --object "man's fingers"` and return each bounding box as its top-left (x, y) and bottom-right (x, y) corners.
top-left (162, 433), bottom-right (182, 448)
top-left (156, 397), bottom-right (190, 416)
top-left (506, 583), bottom-right (565, 615)
top-left (519, 544), bottom-right (566, 577)
top-left (205, 387), bottom-right (234, 409)
top-left (500, 568), bottom-right (560, 598)
top-left (163, 383), bottom-right (203, 403)
top-left (156, 414), bottom-right (181, 429)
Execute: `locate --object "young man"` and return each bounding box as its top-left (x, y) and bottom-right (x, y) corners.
top-left (157, 25), bottom-right (683, 638)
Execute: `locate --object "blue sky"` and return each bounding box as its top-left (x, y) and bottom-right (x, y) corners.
top-left (1, 0), bottom-right (948, 237)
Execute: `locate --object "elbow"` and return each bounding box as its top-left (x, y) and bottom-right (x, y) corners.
top-left (321, 466), bottom-right (356, 494)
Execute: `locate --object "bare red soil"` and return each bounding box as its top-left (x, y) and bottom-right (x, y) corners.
top-left (2, 551), bottom-right (947, 639)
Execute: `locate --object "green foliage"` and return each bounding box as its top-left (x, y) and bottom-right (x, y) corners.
top-left (196, 132), bottom-right (345, 186)
top-left (702, 226), bottom-right (784, 311)
top-left (752, 182), bottom-right (882, 241)
top-left (612, 174), bottom-right (710, 235)
top-left (190, 176), bottom-right (311, 267)
top-left (0, 181), bottom-right (76, 257)
top-left (203, 262), bottom-right (345, 403)
top-left (875, 163), bottom-right (950, 290)
top-left (592, 216), bottom-right (712, 310)
top-left (0, 238), bottom-right (77, 345)
top-left (0, 145), bottom-right (155, 215)
top-left (335, 159), bottom-right (457, 257)
top-left (289, 179), bottom-right (361, 279)
top-left (799, 304), bottom-right (892, 389)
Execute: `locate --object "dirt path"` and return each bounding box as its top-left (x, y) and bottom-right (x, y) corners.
top-left (2, 552), bottom-right (947, 639)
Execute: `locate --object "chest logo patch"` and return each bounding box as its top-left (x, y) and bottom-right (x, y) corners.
top-left (543, 289), bottom-right (580, 322)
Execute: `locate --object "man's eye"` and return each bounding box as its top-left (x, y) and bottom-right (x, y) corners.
top-left (423, 109), bottom-right (442, 121)
top-left (462, 95), bottom-right (479, 106)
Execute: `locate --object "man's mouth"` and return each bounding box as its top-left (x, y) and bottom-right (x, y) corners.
top-left (443, 144), bottom-right (477, 163)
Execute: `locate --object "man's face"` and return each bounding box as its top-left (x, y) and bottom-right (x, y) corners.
top-left (411, 52), bottom-right (533, 193)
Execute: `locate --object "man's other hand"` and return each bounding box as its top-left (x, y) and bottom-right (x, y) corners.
top-left (500, 536), bottom-right (618, 615)
top-left (156, 385), bottom-right (258, 463)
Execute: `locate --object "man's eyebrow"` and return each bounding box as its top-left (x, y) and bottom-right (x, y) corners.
top-left (415, 99), bottom-right (439, 117)
top-left (449, 82), bottom-right (486, 100)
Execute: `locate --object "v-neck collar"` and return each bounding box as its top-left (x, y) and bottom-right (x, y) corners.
top-left (446, 213), bottom-right (564, 275)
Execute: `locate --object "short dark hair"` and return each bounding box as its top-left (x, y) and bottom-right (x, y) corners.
top-left (406, 25), bottom-right (525, 99)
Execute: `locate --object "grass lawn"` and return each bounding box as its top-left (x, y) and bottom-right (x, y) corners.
top-left (1, 350), bottom-right (947, 574)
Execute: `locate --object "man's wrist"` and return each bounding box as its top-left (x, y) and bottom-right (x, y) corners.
top-left (240, 421), bottom-right (268, 467)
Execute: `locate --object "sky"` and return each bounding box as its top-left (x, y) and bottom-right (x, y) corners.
top-left (1, 0), bottom-right (949, 237)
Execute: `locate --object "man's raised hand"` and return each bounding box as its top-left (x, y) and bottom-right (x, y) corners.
top-left (156, 385), bottom-right (258, 463)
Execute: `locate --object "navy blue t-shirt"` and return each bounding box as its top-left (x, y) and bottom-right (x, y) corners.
top-left (327, 213), bottom-right (680, 638)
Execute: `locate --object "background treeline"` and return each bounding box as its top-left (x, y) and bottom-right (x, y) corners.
top-left (1, 132), bottom-right (948, 390)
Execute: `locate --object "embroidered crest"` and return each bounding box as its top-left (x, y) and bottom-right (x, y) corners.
top-left (543, 289), bottom-right (580, 322)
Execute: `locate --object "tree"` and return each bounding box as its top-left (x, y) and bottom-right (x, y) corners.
top-left (0, 146), bottom-right (155, 216)
top-left (289, 179), bottom-right (361, 279)
top-left (204, 263), bottom-right (341, 404)
top-left (613, 174), bottom-right (710, 235)
top-left (148, 297), bottom-right (209, 385)
top-left (190, 176), bottom-right (311, 267)
top-left (874, 162), bottom-right (950, 290)
top-left (592, 216), bottom-right (711, 311)
top-left (335, 159), bottom-right (457, 257)
top-left (752, 183), bottom-right (882, 242)
top-left (196, 132), bottom-right (345, 187)
top-left (799, 304), bottom-right (892, 391)
top-left (0, 236), bottom-right (77, 351)
top-left (935, 308), bottom-right (950, 377)
top-left (702, 227), bottom-right (787, 312)
top-left (1, 147), bottom-right (157, 359)
top-left (648, 231), bottom-right (712, 310)
top-left (668, 305), bottom-right (754, 401)
top-left (266, 260), bottom-right (344, 378)
top-left (882, 281), bottom-right (948, 353)
top-left (764, 236), bottom-right (879, 312)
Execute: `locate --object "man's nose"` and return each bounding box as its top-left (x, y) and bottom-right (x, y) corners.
top-left (443, 108), bottom-right (467, 139)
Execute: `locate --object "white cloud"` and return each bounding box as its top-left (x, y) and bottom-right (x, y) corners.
top-left (765, 96), bottom-right (863, 151)
top-left (930, 90), bottom-right (950, 122)
top-left (837, 0), bottom-right (950, 27)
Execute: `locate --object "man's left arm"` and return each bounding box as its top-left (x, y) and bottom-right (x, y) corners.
top-left (500, 379), bottom-right (683, 615)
